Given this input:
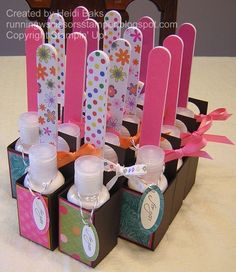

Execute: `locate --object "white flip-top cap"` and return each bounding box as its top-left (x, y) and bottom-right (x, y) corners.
top-left (29, 143), bottom-right (57, 186)
top-left (19, 112), bottom-right (39, 145)
top-left (74, 155), bottom-right (104, 197)
top-left (136, 145), bottom-right (165, 184)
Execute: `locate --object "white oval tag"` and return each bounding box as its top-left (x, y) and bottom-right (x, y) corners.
top-left (32, 197), bottom-right (48, 232)
top-left (138, 185), bottom-right (164, 234)
top-left (82, 224), bottom-right (99, 261)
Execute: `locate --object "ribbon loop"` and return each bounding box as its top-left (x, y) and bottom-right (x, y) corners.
top-left (195, 108), bottom-right (232, 122)
top-left (104, 160), bottom-right (147, 191)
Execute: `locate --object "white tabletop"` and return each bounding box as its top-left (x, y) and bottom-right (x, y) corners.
top-left (0, 56), bottom-right (236, 272)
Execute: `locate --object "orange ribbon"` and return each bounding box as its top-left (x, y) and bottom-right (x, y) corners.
top-left (119, 129), bottom-right (141, 149)
top-left (57, 143), bottom-right (101, 168)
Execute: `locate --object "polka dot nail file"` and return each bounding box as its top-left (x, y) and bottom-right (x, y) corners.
top-left (48, 13), bottom-right (66, 110)
top-left (124, 27), bottom-right (143, 115)
top-left (25, 25), bottom-right (45, 112)
top-left (107, 39), bottom-right (131, 131)
top-left (103, 10), bottom-right (121, 55)
top-left (37, 44), bottom-right (58, 147)
top-left (72, 6), bottom-right (90, 32)
top-left (84, 50), bottom-right (110, 148)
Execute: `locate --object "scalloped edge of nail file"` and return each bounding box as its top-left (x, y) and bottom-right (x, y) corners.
top-left (107, 38), bottom-right (131, 131)
top-left (48, 13), bottom-right (66, 108)
top-left (103, 10), bottom-right (121, 55)
top-left (64, 32), bottom-right (87, 125)
top-left (163, 35), bottom-right (184, 126)
top-left (72, 6), bottom-right (90, 32)
top-left (79, 18), bottom-right (99, 57)
top-left (25, 24), bottom-right (45, 112)
top-left (177, 23), bottom-right (196, 108)
top-left (84, 50), bottom-right (110, 148)
top-left (37, 44), bottom-right (58, 147)
top-left (139, 46), bottom-right (171, 147)
top-left (138, 16), bottom-right (155, 94)
top-left (124, 27), bottom-right (143, 115)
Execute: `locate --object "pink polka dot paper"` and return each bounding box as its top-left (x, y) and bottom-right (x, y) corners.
top-left (84, 50), bottom-right (110, 148)
top-left (48, 14), bottom-right (66, 111)
top-left (103, 11), bottom-right (121, 55)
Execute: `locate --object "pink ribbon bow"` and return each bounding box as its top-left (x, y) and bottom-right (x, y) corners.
top-left (195, 108), bottom-right (232, 122)
top-left (181, 116), bottom-right (234, 146)
top-left (165, 134), bottom-right (212, 162)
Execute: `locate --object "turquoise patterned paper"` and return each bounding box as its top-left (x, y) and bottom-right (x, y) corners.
top-left (119, 190), bottom-right (152, 247)
top-left (8, 151), bottom-right (29, 197)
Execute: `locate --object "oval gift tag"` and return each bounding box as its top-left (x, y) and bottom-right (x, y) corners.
top-left (138, 185), bottom-right (164, 234)
top-left (82, 223), bottom-right (99, 261)
top-left (32, 195), bottom-right (49, 233)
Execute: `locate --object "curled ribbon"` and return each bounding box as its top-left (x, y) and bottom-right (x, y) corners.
top-left (104, 160), bottom-right (147, 191)
top-left (165, 134), bottom-right (212, 162)
top-left (57, 143), bottom-right (101, 168)
top-left (195, 108), bottom-right (232, 122)
top-left (181, 115), bottom-right (234, 146)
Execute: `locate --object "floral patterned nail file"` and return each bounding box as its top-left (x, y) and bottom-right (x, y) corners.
top-left (139, 47), bottom-right (171, 147)
top-left (138, 16), bottom-right (155, 94)
top-left (64, 32), bottom-right (87, 124)
top-left (103, 10), bottom-right (121, 55)
top-left (72, 6), bottom-right (90, 32)
top-left (78, 19), bottom-right (99, 57)
top-left (163, 35), bottom-right (183, 126)
top-left (84, 51), bottom-right (110, 148)
top-left (124, 27), bottom-right (143, 115)
top-left (177, 23), bottom-right (196, 108)
top-left (107, 39), bottom-right (131, 131)
top-left (48, 13), bottom-right (66, 116)
top-left (26, 25), bottom-right (45, 112)
top-left (37, 44), bottom-right (58, 147)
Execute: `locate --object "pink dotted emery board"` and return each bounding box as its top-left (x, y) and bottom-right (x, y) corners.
top-left (107, 39), bottom-right (131, 131)
top-left (17, 186), bottom-right (50, 248)
top-left (78, 19), bottom-right (99, 58)
top-left (37, 44), bottom-right (58, 147)
top-left (177, 23), bottom-right (196, 108)
top-left (64, 32), bottom-right (87, 125)
top-left (103, 10), bottom-right (121, 55)
top-left (72, 6), bottom-right (90, 32)
top-left (48, 14), bottom-right (66, 111)
top-left (138, 16), bottom-right (155, 94)
top-left (124, 27), bottom-right (143, 115)
top-left (139, 47), bottom-right (171, 147)
top-left (84, 51), bottom-right (110, 148)
top-left (25, 25), bottom-right (45, 112)
top-left (163, 35), bottom-right (183, 126)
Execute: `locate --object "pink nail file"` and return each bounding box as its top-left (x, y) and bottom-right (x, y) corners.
top-left (139, 47), bottom-right (171, 147)
top-left (177, 23), bottom-right (196, 108)
top-left (25, 25), bottom-right (45, 112)
top-left (37, 44), bottom-right (58, 147)
top-left (84, 51), bottom-right (110, 148)
top-left (107, 39), bottom-right (131, 131)
top-left (123, 27), bottom-right (143, 115)
top-left (163, 35), bottom-right (183, 125)
top-left (138, 16), bottom-right (155, 94)
top-left (48, 13), bottom-right (66, 117)
top-left (103, 10), bottom-right (121, 55)
top-left (79, 18), bottom-right (99, 57)
top-left (64, 32), bottom-right (87, 125)
top-left (72, 6), bottom-right (90, 32)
